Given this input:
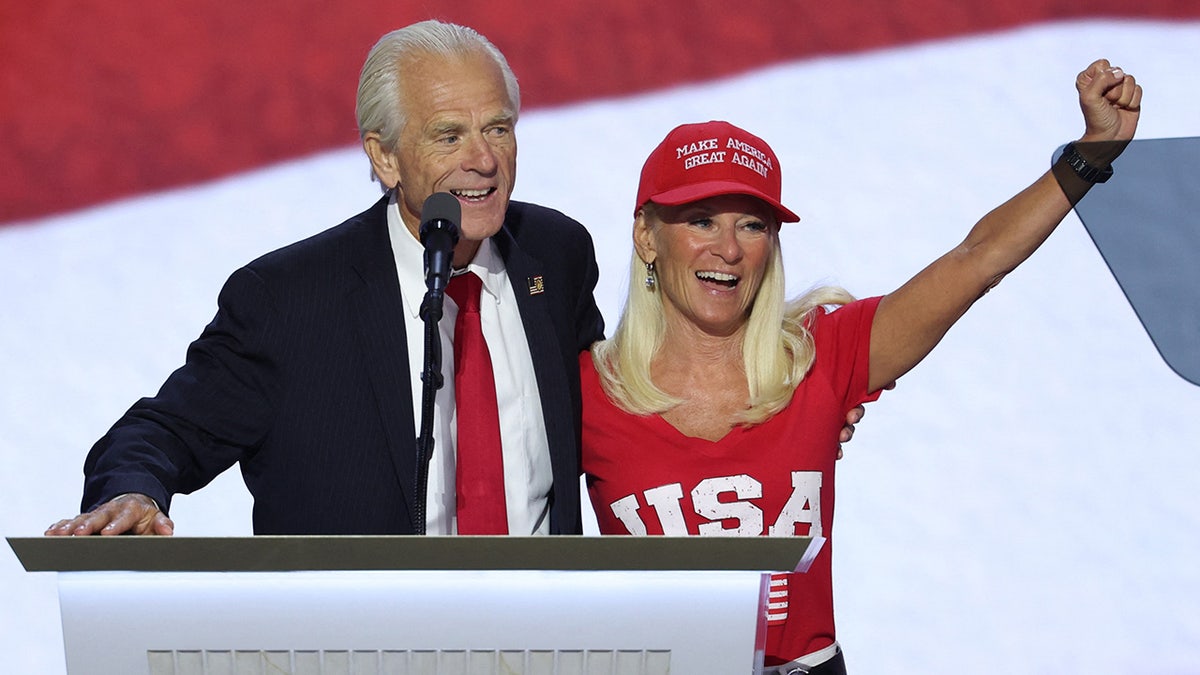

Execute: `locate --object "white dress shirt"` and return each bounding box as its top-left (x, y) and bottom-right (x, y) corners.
top-left (386, 195), bottom-right (552, 535)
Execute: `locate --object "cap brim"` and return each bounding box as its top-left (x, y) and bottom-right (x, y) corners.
top-left (646, 180), bottom-right (800, 223)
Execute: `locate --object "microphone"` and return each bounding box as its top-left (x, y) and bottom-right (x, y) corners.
top-left (419, 192), bottom-right (461, 294)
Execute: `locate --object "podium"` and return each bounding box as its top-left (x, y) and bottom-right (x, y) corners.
top-left (8, 536), bottom-right (814, 675)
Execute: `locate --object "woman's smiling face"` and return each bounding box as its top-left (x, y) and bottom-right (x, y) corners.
top-left (636, 193), bottom-right (779, 338)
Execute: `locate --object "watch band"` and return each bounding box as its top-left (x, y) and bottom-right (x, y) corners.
top-left (1061, 142), bottom-right (1113, 184)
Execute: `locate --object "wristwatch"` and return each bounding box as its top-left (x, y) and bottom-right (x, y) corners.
top-left (1060, 142), bottom-right (1113, 183)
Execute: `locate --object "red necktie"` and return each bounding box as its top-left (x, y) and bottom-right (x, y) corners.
top-left (446, 272), bottom-right (508, 534)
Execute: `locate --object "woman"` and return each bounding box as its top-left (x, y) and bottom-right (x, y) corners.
top-left (582, 60), bottom-right (1140, 674)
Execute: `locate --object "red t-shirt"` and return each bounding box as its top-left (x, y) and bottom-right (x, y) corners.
top-left (582, 296), bottom-right (882, 665)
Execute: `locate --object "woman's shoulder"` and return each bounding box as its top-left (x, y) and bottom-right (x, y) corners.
top-left (806, 296), bottom-right (883, 335)
top-left (578, 349), bottom-right (605, 396)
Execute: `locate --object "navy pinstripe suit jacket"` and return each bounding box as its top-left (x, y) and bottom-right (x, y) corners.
top-left (82, 195), bottom-right (604, 535)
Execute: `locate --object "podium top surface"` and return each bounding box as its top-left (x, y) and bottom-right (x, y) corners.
top-left (6, 535), bottom-right (811, 573)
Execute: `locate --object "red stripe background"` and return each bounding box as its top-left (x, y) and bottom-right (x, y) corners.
top-left (2, 0), bottom-right (1197, 224)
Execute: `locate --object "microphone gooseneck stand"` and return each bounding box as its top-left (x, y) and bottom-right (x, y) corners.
top-left (412, 191), bottom-right (461, 535)
top-left (414, 288), bottom-right (446, 535)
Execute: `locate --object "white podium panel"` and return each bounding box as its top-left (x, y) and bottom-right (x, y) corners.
top-left (60, 569), bottom-right (766, 674)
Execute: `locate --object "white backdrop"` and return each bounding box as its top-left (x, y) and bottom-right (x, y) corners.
top-left (3, 20), bottom-right (1199, 674)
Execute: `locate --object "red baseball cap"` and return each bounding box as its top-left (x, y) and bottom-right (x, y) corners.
top-left (634, 120), bottom-right (800, 223)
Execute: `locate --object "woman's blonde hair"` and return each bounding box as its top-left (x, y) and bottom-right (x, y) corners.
top-left (592, 206), bottom-right (853, 425)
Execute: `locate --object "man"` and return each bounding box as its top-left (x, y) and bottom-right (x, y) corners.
top-left (46, 20), bottom-right (604, 536)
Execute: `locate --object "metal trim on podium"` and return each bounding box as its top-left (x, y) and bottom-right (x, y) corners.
top-left (9, 536), bottom-right (812, 675)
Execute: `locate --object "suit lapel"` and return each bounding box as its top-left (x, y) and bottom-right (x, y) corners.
top-left (346, 201), bottom-right (419, 525)
top-left (495, 230), bottom-right (575, 478)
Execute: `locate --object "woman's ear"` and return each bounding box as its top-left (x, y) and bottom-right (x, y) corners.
top-left (633, 210), bottom-right (657, 264)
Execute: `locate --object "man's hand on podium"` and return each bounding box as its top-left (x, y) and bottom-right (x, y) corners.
top-left (45, 493), bottom-right (174, 536)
